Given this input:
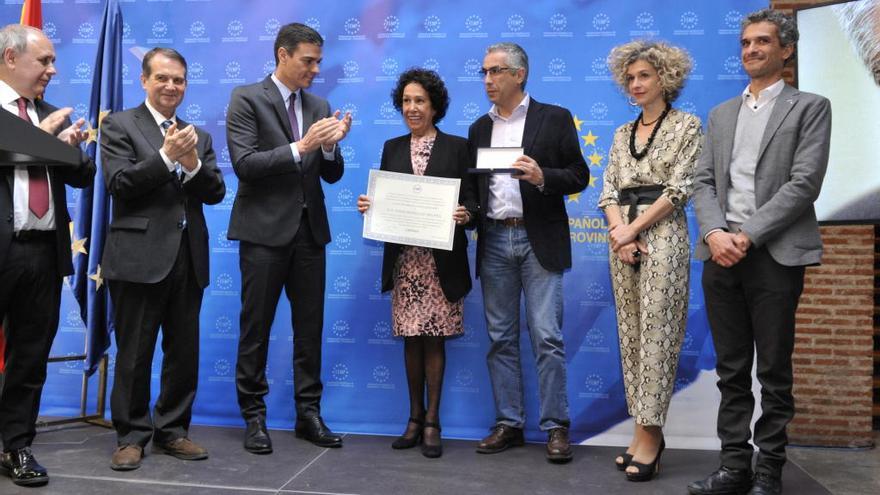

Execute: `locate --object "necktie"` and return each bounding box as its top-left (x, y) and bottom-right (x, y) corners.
top-left (287, 92), bottom-right (300, 141)
top-left (161, 119), bottom-right (173, 132)
top-left (16, 98), bottom-right (50, 219)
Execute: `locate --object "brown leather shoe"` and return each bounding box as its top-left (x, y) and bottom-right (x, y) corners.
top-left (476, 424), bottom-right (525, 454)
top-left (152, 437), bottom-right (209, 461)
top-left (546, 427), bottom-right (573, 463)
top-left (110, 445), bottom-right (143, 471)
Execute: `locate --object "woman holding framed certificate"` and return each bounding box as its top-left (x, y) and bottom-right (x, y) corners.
top-left (357, 68), bottom-right (477, 458)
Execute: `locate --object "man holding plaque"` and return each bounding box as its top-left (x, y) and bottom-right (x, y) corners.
top-left (468, 42), bottom-right (588, 463)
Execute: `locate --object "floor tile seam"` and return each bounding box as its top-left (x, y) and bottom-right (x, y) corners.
top-left (51, 472), bottom-right (280, 493)
top-left (786, 457), bottom-right (835, 494)
top-left (277, 434), bottom-right (359, 494)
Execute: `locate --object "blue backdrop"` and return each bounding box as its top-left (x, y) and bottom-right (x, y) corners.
top-left (2, 0), bottom-right (765, 442)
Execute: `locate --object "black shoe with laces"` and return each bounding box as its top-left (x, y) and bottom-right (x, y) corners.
top-left (748, 472), bottom-right (782, 495)
top-left (0, 447), bottom-right (49, 487)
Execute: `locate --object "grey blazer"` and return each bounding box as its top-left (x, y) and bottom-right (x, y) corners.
top-left (692, 84), bottom-right (831, 267)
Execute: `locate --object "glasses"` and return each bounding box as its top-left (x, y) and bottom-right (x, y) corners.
top-left (478, 66), bottom-right (518, 77)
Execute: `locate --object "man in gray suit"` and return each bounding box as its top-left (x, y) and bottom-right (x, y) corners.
top-left (688, 9), bottom-right (831, 495)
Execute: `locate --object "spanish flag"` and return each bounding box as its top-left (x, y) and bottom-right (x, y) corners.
top-left (20, 0), bottom-right (42, 28)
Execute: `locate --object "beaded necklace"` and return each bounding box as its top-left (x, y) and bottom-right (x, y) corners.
top-left (628, 103), bottom-right (671, 160)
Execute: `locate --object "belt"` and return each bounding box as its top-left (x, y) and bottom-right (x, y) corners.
top-left (619, 185), bottom-right (664, 224)
top-left (487, 217), bottom-right (524, 227)
top-left (13, 230), bottom-right (55, 242)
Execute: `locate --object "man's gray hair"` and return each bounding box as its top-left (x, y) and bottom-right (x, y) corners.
top-left (0, 24), bottom-right (39, 59)
top-left (486, 42), bottom-right (529, 89)
top-left (833, 0), bottom-right (880, 86)
top-left (741, 9), bottom-right (799, 63)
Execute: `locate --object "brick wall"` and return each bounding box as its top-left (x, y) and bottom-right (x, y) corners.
top-left (790, 227), bottom-right (875, 447)
top-left (768, 0), bottom-right (877, 447)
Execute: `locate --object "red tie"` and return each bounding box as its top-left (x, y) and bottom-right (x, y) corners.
top-left (16, 97), bottom-right (50, 219)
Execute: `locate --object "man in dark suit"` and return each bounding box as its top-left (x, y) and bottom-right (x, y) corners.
top-left (0, 24), bottom-right (95, 487)
top-left (688, 10), bottom-right (831, 495)
top-left (226, 22), bottom-right (351, 453)
top-left (468, 42), bottom-right (588, 463)
top-left (100, 47), bottom-right (225, 471)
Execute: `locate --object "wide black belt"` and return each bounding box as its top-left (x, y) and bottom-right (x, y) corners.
top-left (619, 185), bottom-right (664, 224)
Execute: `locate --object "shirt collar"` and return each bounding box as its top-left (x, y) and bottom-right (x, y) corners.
top-left (0, 80), bottom-right (25, 107)
top-left (741, 78), bottom-right (784, 104)
top-left (271, 73), bottom-right (300, 105)
top-left (489, 93), bottom-right (530, 121)
top-left (144, 99), bottom-right (176, 128)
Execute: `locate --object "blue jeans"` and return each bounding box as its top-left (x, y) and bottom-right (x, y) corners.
top-left (479, 222), bottom-right (570, 431)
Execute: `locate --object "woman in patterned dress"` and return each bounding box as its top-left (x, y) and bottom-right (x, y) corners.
top-left (598, 41), bottom-right (702, 481)
top-left (357, 68), bottom-right (476, 458)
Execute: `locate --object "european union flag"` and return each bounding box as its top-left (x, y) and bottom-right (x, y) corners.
top-left (71, 0), bottom-right (123, 376)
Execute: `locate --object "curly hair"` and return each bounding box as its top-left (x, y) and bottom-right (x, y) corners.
top-left (607, 40), bottom-right (693, 104)
top-left (391, 68), bottom-right (449, 124)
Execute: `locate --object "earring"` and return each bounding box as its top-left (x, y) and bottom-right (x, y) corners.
top-left (627, 97), bottom-right (638, 106)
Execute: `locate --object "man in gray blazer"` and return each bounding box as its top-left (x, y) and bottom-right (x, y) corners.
top-left (226, 22), bottom-right (351, 453)
top-left (688, 10), bottom-right (831, 495)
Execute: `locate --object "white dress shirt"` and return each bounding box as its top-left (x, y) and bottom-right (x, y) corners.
top-left (487, 93), bottom-right (530, 220)
top-left (0, 80), bottom-right (56, 232)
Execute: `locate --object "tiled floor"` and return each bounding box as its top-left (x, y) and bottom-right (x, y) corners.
top-left (0, 423), bottom-right (848, 494)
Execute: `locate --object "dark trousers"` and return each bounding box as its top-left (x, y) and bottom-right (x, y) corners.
top-left (236, 214), bottom-right (326, 421)
top-left (0, 237), bottom-right (60, 451)
top-left (109, 237), bottom-right (202, 448)
top-left (702, 247), bottom-right (805, 476)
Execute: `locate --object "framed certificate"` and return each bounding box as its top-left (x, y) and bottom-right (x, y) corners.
top-left (468, 146), bottom-right (524, 174)
top-left (362, 169), bottom-right (461, 251)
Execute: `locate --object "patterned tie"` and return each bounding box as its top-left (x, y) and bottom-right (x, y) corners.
top-left (16, 97), bottom-right (50, 219)
top-left (287, 92), bottom-right (300, 141)
top-left (161, 119), bottom-right (173, 133)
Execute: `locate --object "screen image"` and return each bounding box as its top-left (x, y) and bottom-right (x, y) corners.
top-left (798, 0), bottom-right (880, 223)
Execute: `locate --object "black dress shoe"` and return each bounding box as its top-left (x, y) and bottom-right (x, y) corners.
top-left (295, 416), bottom-right (343, 448)
top-left (391, 417), bottom-right (424, 450)
top-left (0, 447), bottom-right (49, 487)
top-left (244, 419), bottom-right (273, 454)
top-left (421, 422), bottom-right (442, 459)
top-left (625, 438), bottom-right (664, 482)
top-left (688, 466), bottom-right (753, 495)
top-left (748, 472), bottom-right (782, 495)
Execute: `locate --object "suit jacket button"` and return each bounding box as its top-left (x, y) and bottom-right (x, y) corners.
top-left (177, 221), bottom-right (184, 229)
top-left (6, 213), bottom-right (12, 222)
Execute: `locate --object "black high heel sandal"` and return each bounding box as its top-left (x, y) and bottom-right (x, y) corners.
top-left (421, 422), bottom-right (442, 458)
top-left (391, 417), bottom-right (424, 449)
top-left (615, 452), bottom-right (634, 471)
top-left (625, 439), bottom-right (665, 482)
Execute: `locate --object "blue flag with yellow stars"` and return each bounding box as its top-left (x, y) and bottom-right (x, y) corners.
top-left (71, 0), bottom-right (123, 376)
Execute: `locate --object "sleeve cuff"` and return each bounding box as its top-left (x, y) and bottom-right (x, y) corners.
top-left (321, 144), bottom-right (336, 161)
top-left (703, 228), bottom-right (725, 244)
top-left (290, 143), bottom-right (302, 164)
top-left (181, 159), bottom-right (202, 183)
top-left (158, 148), bottom-right (176, 172)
